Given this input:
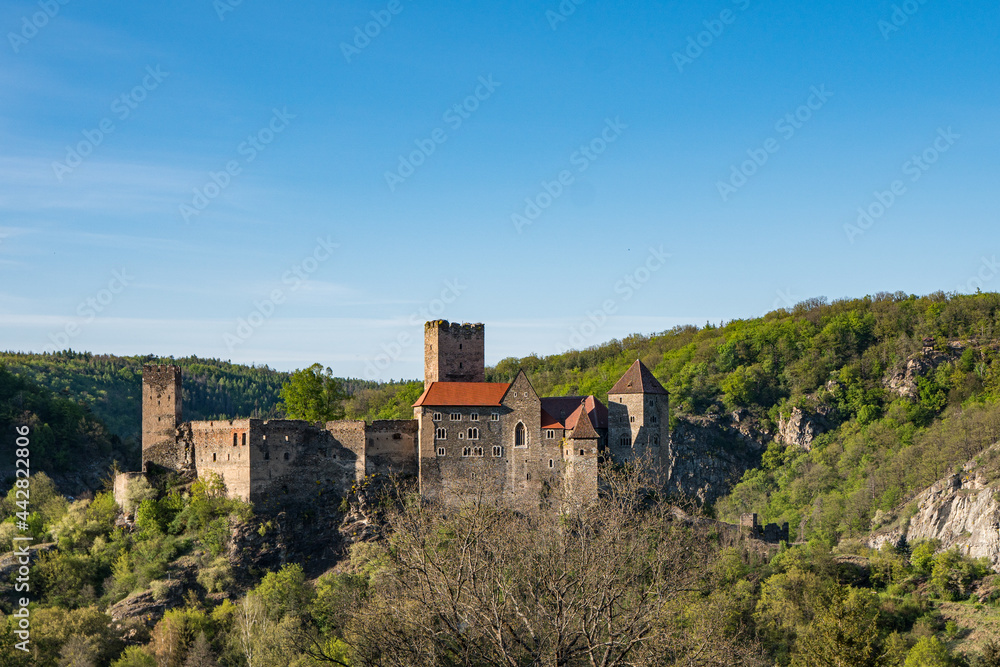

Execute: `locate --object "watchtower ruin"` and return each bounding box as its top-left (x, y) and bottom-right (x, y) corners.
top-left (141, 364), bottom-right (187, 471)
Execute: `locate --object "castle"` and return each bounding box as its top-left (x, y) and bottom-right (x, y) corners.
top-left (123, 320), bottom-right (671, 511)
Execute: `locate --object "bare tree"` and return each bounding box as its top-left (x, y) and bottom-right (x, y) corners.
top-left (346, 460), bottom-right (766, 667)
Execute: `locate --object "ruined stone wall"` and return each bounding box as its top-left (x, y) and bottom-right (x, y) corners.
top-left (191, 419), bottom-right (253, 501)
top-left (112, 472), bottom-right (146, 514)
top-left (364, 420), bottom-right (418, 477)
top-left (142, 365), bottom-right (185, 471)
top-left (249, 420), bottom-right (364, 511)
top-left (424, 321), bottom-right (485, 385)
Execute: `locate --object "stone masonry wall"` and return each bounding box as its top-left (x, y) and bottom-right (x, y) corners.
top-left (191, 419), bottom-right (253, 500)
top-left (142, 365), bottom-right (185, 471)
top-left (365, 420), bottom-right (418, 478)
top-left (424, 321), bottom-right (485, 384)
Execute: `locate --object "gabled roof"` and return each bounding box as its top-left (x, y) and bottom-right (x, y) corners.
top-left (568, 404), bottom-right (599, 440)
top-left (540, 396), bottom-right (608, 430)
top-left (609, 360), bottom-right (668, 395)
top-left (413, 382), bottom-right (511, 407)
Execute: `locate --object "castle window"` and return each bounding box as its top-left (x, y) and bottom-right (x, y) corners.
top-left (264, 452), bottom-right (270, 460)
top-left (549, 459), bottom-right (554, 468)
top-left (435, 428), bottom-right (447, 440)
top-left (242, 433), bottom-right (247, 446)
top-left (467, 428), bottom-right (479, 440)
top-left (458, 432), bottom-right (465, 440)
top-left (459, 343), bottom-right (462, 350)
top-left (437, 447), bottom-right (446, 456)
top-left (526, 473), bottom-right (531, 481)
top-left (470, 413), bottom-right (479, 421)
top-left (450, 413), bottom-right (461, 421)
top-left (545, 430), bottom-right (555, 440)
top-left (579, 449), bottom-right (585, 456)
top-left (212, 452), bottom-right (217, 462)
top-left (620, 434), bottom-right (632, 448)
top-left (459, 362), bottom-right (463, 368)
top-left (491, 412), bottom-right (499, 421)
top-left (462, 447), bottom-right (471, 457)
top-left (651, 415), bottom-right (657, 424)
top-left (474, 447), bottom-right (483, 457)
top-left (629, 416), bottom-right (635, 423)
top-left (233, 434), bottom-right (238, 446)
top-left (393, 433), bottom-right (402, 440)
top-left (514, 422), bottom-right (527, 448)
top-left (285, 436), bottom-right (289, 441)
top-left (653, 434), bottom-right (660, 445)
top-left (284, 452), bottom-right (290, 460)
top-left (433, 412), bottom-right (442, 421)
top-left (493, 446), bottom-right (503, 457)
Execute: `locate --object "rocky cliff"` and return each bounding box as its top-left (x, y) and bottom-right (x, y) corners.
top-left (870, 444), bottom-right (1000, 570)
top-left (666, 413), bottom-right (767, 505)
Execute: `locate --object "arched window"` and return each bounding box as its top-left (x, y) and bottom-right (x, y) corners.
top-left (514, 422), bottom-right (527, 448)
top-left (283, 452), bottom-right (290, 461)
top-left (653, 434), bottom-right (660, 445)
top-left (233, 433), bottom-right (238, 446)
top-left (435, 428), bottom-right (447, 440)
top-left (468, 427), bottom-right (479, 440)
top-left (242, 432), bottom-right (247, 446)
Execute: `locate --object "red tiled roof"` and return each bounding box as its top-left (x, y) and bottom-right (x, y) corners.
top-left (568, 404), bottom-right (599, 439)
top-left (413, 382), bottom-right (511, 407)
top-left (540, 408), bottom-right (564, 429)
top-left (609, 360), bottom-right (668, 395)
top-left (540, 396), bottom-right (607, 430)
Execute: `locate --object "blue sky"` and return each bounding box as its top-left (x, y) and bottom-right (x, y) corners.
top-left (1, 0), bottom-right (997, 380)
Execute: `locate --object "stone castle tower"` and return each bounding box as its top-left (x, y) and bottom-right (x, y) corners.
top-left (607, 360), bottom-right (670, 467)
top-left (141, 364), bottom-right (188, 472)
top-left (423, 320), bottom-right (485, 386)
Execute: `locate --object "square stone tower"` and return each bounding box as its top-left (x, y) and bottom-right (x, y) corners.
top-left (607, 360), bottom-right (670, 468)
top-left (424, 320), bottom-right (485, 386)
top-left (142, 364), bottom-right (184, 471)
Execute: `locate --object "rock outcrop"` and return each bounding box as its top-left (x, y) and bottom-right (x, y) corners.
top-left (776, 407), bottom-right (831, 451)
top-left (666, 414), bottom-right (767, 505)
top-left (869, 446), bottom-right (1000, 570)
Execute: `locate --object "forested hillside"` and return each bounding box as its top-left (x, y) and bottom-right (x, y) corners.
top-left (0, 352), bottom-right (409, 444)
top-left (487, 291), bottom-right (1000, 545)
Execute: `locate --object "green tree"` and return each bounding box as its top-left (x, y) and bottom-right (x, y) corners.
top-left (790, 586), bottom-right (885, 667)
top-left (904, 636), bottom-right (951, 667)
top-left (278, 364), bottom-right (347, 422)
